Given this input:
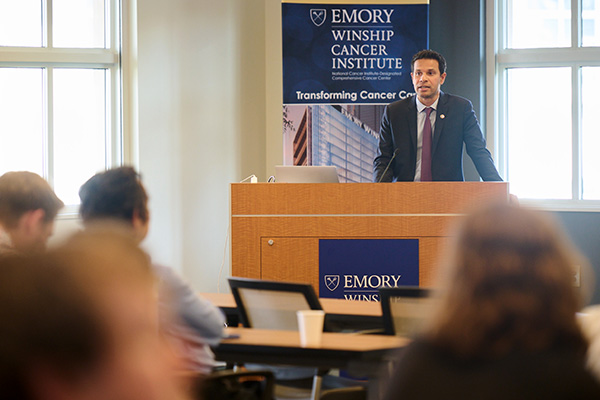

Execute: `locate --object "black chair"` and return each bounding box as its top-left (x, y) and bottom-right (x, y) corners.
top-left (227, 277), bottom-right (365, 400)
top-left (379, 286), bottom-right (433, 337)
top-left (228, 277), bottom-right (323, 331)
top-left (192, 369), bottom-right (275, 400)
top-left (319, 387), bottom-right (367, 400)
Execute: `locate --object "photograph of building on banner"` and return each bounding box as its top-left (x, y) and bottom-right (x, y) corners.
top-left (282, 1), bottom-right (429, 182)
top-left (283, 104), bottom-right (383, 182)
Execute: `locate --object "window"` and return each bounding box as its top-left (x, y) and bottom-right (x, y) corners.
top-left (490, 0), bottom-right (600, 208)
top-left (0, 0), bottom-right (125, 211)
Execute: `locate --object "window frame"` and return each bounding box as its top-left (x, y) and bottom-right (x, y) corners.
top-left (0, 0), bottom-right (137, 217)
top-left (487, 0), bottom-right (600, 211)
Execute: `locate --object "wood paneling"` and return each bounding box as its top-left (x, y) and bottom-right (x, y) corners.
top-left (261, 237), bottom-right (319, 288)
top-left (232, 182), bottom-right (509, 215)
top-left (231, 183), bottom-right (509, 294)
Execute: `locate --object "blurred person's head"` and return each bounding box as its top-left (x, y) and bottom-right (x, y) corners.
top-left (0, 226), bottom-right (187, 400)
top-left (0, 171), bottom-right (64, 253)
top-left (78, 167), bottom-right (149, 243)
top-left (426, 203), bottom-right (589, 359)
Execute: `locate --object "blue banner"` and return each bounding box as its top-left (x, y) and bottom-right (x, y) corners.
top-left (319, 239), bottom-right (419, 301)
top-left (282, 2), bottom-right (429, 104)
top-left (282, 2), bottom-right (429, 183)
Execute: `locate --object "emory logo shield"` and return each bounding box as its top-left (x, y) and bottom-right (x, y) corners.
top-left (310, 9), bottom-right (326, 27)
top-left (324, 275), bottom-right (340, 291)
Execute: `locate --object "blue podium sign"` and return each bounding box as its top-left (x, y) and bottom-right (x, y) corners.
top-left (319, 239), bottom-right (419, 301)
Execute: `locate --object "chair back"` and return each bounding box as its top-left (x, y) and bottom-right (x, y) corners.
top-left (320, 387), bottom-right (366, 400)
top-left (379, 286), bottom-right (433, 337)
top-left (228, 277), bottom-right (323, 331)
top-left (194, 369), bottom-right (275, 400)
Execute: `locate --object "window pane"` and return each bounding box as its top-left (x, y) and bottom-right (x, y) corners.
top-left (507, 67), bottom-right (572, 199)
top-left (0, 68), bottom-right (44, 176)
top-left (53, 0), bottom-right (106, 48)
top-left (582, 67), bottom-right (600, 199)
top-left (0, 0), bottom-right (42, 47)
top-left (507, 0), bottom-right (571, 48)
top-left (582, 0), bottom-right (600, 46)
top-left (53, 69), bottom-right (107, 204)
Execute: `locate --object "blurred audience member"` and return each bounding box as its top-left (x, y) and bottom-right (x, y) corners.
top-left (383, 203), bottom-right (600, 400)
top-left (0, 171), bottom-right (63, 254)
top-left (79, 167), bottom-right (225, 374)
top-left (0, 227), bottom-right (189, 400)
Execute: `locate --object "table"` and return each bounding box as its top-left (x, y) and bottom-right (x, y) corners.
top-left (215, 327), bottom-right (407, 400)
top-left (202, 292), bottom-right (383, 331)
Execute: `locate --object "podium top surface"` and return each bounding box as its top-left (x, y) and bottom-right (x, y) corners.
top-left (231, 182), bottom-right (509, 216)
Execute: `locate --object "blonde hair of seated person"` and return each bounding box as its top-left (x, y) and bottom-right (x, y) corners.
top-left (425, 203), bottom-right (590, 359)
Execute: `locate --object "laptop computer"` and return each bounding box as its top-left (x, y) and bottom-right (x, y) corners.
top-left (274, 166), bottom-right (340, 183)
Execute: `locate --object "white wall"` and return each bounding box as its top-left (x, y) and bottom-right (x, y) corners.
top-left (137, 0), bottom-right (267, 292)
top-left (265, 0), bottom-right (284, 178)
top-left (136, 0), bottom-right (183, 274)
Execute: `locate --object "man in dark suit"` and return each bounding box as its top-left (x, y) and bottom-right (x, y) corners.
top-left (373, 50), bottom-right (502, 182)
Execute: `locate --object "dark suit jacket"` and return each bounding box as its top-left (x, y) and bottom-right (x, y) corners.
top-left (373, 92), bottom-right (502, 182)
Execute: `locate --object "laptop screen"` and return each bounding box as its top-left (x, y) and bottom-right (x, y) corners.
top-left (274, 166), bottom-right (340, 183)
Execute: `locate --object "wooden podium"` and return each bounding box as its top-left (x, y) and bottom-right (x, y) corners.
top-left (231, 182), bottom-right (509, 296)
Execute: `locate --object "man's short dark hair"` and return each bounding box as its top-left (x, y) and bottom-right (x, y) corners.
top-left (411, 49), bottom-right (447, 75)
top-left (0, 172), bottom-right (64, 228)
top-left (79, 167), bottom-right (149, 225)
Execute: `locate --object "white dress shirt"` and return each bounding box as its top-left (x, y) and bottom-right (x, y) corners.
top-left (414, 96), bottom-right (440, 181)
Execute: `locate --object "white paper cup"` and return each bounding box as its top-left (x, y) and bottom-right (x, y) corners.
top-left (296, 310), bottom-right (325, 347)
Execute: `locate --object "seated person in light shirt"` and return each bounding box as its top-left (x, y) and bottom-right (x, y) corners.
top-left (0, 228), bottom-right (189, 400)
top-left (78, 166), bottom-right (225, 374)
top-left (0, 171), bottom-right (63, 255)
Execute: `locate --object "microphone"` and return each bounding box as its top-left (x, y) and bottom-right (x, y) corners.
top-left (377, 148), bottom-right (399, 183)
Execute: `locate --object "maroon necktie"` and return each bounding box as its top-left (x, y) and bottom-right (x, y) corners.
top-left (421, 107), bottom-right (433, 181)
